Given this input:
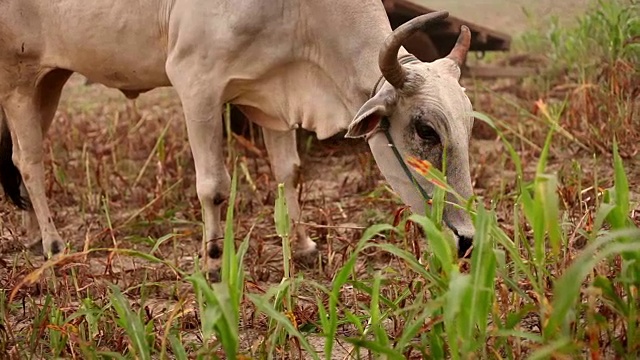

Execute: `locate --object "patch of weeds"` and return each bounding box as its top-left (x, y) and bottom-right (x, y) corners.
top-left (511, 0), bottom-right (640, 154)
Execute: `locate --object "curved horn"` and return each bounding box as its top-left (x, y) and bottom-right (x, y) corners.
top-left (446, 25), bottom-right (471, 67)
top-left (379, 11), bottom-right (449, 88)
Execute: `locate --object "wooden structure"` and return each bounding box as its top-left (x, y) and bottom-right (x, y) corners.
top-left (383, 0), bottom-right (511, 63)
top-left (383, 0), bottom-right (539, 79)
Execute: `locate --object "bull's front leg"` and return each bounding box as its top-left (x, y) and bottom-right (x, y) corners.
top-left (184, 112), bottom-right (230, 282)
top-left (262, 128), bottom-right (318, 267)
top-left (11, 174), bottom-right (42, 251)
top-left (167, 69), bottom-right (230, 282)
top-left (3, 94), bottom-right (65, 258)
top-left (23, 209), bottom-right (44, 250)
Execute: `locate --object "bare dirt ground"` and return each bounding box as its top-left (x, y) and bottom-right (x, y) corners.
top-left (1, 1), bottom-right (638, 358)
top-left (420, 0), bottom-right (594, 35)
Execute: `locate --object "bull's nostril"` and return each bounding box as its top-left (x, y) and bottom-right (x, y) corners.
top-left (457, 236), bottom-right (473, 258)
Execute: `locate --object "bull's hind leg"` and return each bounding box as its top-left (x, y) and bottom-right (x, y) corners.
top-left (166, 66), bottom-right (230, 282)
top-left (262, 128), bottom-right (318, 267)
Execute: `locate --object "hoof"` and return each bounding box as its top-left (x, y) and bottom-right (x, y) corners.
top-left (207, 267), bottom-right (221, 283)
top-left (203, 240), bottom-right (222, 282)
top-left (293, 245), bottom-right (319, 269)
top-left (27, 238), bottom-right (43, 255)
top-left (457, 235), bottom-right (473, 259)
top-left (208, 242), bottom-right (222, 259)
top-left (30, 238), bottom-right (65, 258)
top-left (41, 240), bottom-right (65, 260)
top-left (50, 240), bottom-right (64, 256)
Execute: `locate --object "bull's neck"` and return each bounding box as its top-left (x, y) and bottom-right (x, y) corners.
top-left (229, 1), bottom-right (413, 139)
top-left (298, 1), bottom-right (411, 122)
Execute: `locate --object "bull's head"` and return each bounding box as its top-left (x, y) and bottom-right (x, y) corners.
top-left (346, 12), bottom-right (475, 257)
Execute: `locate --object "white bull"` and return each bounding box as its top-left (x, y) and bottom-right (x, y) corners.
top-left (0, 1), bottom-right (476, 279)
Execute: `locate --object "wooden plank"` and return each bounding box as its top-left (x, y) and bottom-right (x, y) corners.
top-left (390, 0), bottom-right (512, 51)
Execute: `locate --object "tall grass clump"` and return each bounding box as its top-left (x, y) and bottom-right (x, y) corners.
top-left (521, 0), bottom-right (639, 154)
top-left (475, 110), bottom-right (640, 359)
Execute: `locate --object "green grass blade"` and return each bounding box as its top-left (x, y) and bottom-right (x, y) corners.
top-left (611, 139), bottom-right (629, 228)
top-left (408, 214), bottom-right (454, 275)
top-left (535, 123), bottom-right (554, 177)
top-left (369, 272), bottom-right (389, 349)
top-left (473, 110), bottom-right (524, 178)
top-left (274, 183), bottom-right (290, 238)
top-left (222, 160), bottom-right (240, 285)
top-left (537, 174), bottom-right (563, 256)
top-left (336, 225), bottom-right (396, 286)
top-left (444, 270), bottom-right (469, 359)
top-left (528, 338), bottom-right (576, 360)
top-left (370, 242), bottom-right (446, 288)
top-left (344, 308), bottom-right (365, 335)
top-left (315, 296), bottom-right (334, 360)
top-left (592, 276), bottom-right (628, 316)
top-left (150, 233), bottom-right (175, 255)
top-left (519, 185), bottom-right (545, 266)
top-left (275, 183), bottom-right (292, 287)
top-left (247, 293), bottom-right (320, 360)
top-left (394, 303), bottom-right (439, 351)
top-left (545, 230), bottom-right (640, 338)
top-left (208, 287), bottom-right (238, 357)
top-left (342, 338), bottom-right (405, 360)
top-left (95, 351), bottom-right (128, 360)
top-left (351, 280), bottom-right (400, 310)
top-left (461, 205), bottom-right (497, 355)
top-left (109, 284), bottom-right (151, 360)
top-left (594, 203), bottom-right (616, 236)
top-left (168, 333), bottom-right (188, 360)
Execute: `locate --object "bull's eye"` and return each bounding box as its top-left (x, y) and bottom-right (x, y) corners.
top-left (414, 121), bottom-right (439, 143)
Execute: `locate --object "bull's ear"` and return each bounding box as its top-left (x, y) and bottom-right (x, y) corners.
top-left (345, 89), bottom-right (395, 138)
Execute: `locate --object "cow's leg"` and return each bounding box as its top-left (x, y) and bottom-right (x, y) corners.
top-left (184, 107), bottom-right (229, 281)
top-left (3, 97), bottom-right (62, 257)
top-left (262, 128), bottom-right (317, 266)
top-left (19, 70), bottom-right (72, 254)
top-left (166, 67), bottom-right (229, 282)
top-left (23, 211), bottom-right (42, 250)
